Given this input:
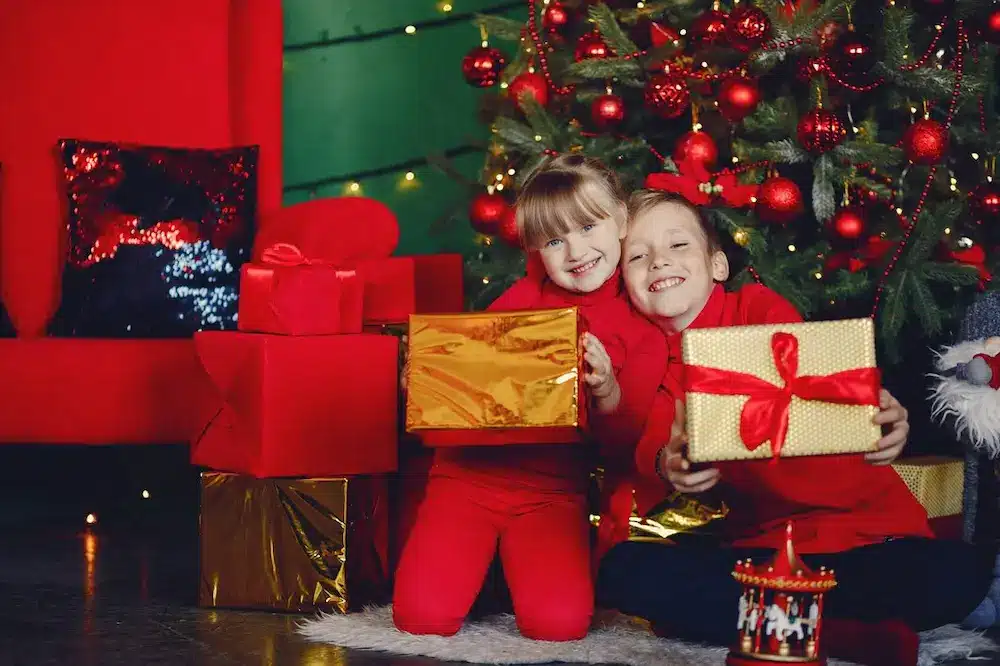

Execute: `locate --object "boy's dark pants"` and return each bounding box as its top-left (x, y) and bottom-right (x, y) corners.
top-left (596, 537), bottom-right (994, 646)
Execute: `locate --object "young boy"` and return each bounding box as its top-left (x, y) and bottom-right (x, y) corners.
top-left (595, 189), bottom-right (996, 646)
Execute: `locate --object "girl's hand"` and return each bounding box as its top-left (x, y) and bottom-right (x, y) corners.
top-left (583, 333), bottom-right (621, 413)
top-left (865, 388), bottom-right (909, 466)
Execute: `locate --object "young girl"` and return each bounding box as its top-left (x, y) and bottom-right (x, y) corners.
top-left (392, 155), bottom-right (656, 641)
top-left (596, 189), bottom-right (996, 647)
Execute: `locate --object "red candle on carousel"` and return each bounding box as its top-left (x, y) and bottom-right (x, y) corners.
top-left (728, 522), bottom-right (837, 666)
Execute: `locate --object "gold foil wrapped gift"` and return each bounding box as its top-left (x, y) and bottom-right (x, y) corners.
top-left (199, 472), bottom-right (389, 613)
top-left (682, 318), bottom-right (881, 463)
top-left (405, 308), bottom-right (584, 446)
top-left (892, 456), bottom-right (965, 519)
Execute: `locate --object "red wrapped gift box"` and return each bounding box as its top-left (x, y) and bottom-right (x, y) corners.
top-left (238, 243), bottom-right (364, 335)
top-left (252, 198), bottom-right (464, 326)
top-left (192, 331), bottom-right (398, 477)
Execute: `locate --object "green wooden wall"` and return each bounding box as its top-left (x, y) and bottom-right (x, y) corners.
top-left (282, 1), bottom-right (523, 256)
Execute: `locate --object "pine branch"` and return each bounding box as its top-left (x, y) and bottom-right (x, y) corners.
top-left (709, 208), bottom-right (767, 258)
top-left (588, 3), bottom-right (639, 57)
top-left (756, 0), bottom-right (791, 27)
top-left (501, 43), bottom-right (532, 84)
top-left (515, 153), bottom-right (552, 188)
top-left (907, 272), bottom-right (944, 337)
top-left (494, 117), bottom-right (548, 156)
top-left (903, 199), bottom-right (962, 266)
top-left (825, 270), bottom-right (872, 300)
top-left (565, 57), bottom-right (644, 82)
top-left (789, 0), bottom-right (851, 37)
top-left (881, 5), bottom-right (913, 69)
top-left (474, 14), bottom-right (525, 42)
top-left (738, 138), bottom-right (811, 164)
top-left (957, 0), bottom-right (995, 18)
top-left (878, 272), bottom-right (909, 349)
top-left (922, 262), bottom-right (982, 287)
top-left (812, 154), bottom-right (837, 222)
top-left (520, 96), bottom-right (565, 148)
top-left (741, 98), bottom-right (797, 139)
top-left (847, 177), bottom-right (893, 200)
top-left (833, 141), bottom-right (904, 170)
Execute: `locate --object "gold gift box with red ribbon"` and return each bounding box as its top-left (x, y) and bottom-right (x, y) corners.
top-left (682, 318), bottom-right (882, 463)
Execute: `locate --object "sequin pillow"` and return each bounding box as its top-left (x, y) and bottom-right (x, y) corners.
top-left (50, 140), bottom-right (258, 337)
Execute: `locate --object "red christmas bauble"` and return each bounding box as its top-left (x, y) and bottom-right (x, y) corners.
top-left (718, 77), bottom-right (761, 122)
top-left (816, 21), bottom-right (844, 50)
top-left (461, 46), bottom-right (508, 88)
top-left (508, 71), bottom-right (550, 109)
top-left (970, 182), bottom-right (1000, 225)
top-left (981, 7), bottom-right (1000, 44)
top-left (830, 30), bottom-right (878, 76)
top-left (542, 1), bottom-right (572, 32)
top-left (650, 21), bottom-right (683, 49)
top-left (902, 118), bottom-right (949, 165)
top-left (575, 32), bottom-right (611, 61)
top-left (497, 205), bottom-right (522, 247)
top-left (592, 93), bottom-right (626, 129)
top-left (674, 130), bottom-right (719, 167)
top-left (469, 192), bottom-right (509, 235)
top-left (757, 176), bottom-right (804, 224)
top-left (797, 56), bottom-right (829, 82)
top-left (644, 72), bottom-right (691, 119)
top-left (797, 109), bottom-right (847, 153)
top-left (692, 9), bottom-right (729, 47)
top-left (726, 6), bottom-right (771, 52)
top-left (830, 207), bottom-right (867, 240)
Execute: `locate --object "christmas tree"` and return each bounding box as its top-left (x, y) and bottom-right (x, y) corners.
top-left (451, 0), bottom-right (1000, 361)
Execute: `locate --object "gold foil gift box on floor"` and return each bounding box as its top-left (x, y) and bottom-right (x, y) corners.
top-left (892, 456), bottom-right (965, 519)
top-left (405, 308), bottom-right (585, 446)
top-left (199, 472), bottom-right (389, 613)
top-left (682, 318), bottom-right (882, 463)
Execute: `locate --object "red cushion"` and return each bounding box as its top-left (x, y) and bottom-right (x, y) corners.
top-left (0, 0), bottom-right (282, 337)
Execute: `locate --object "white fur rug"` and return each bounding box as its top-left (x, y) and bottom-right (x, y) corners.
top-left (298, 605), bottom-right (995, 666)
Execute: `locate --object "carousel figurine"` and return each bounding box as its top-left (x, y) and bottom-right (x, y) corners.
top-left (727, 522), bottom-right (837, 665)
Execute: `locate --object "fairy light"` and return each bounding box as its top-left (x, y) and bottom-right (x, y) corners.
top-left (679, 29), bottom-right (687, 36)
top-left (637, 1), bottom-right (645, 7)
top-left (440, 3), bottom-right (453, 11)
top-left (482, 277), bottom-right (490, 284)
top-left (86, 513), bottom-right (97, 525)
top-left (405, 171), bottom-right (415, 181)
top-left (972, 152), bottom-right (981, 160)
top-left (141, 490), bottom-right (150, 499)
top-left (405, 25), bottom-right (416, 34)
top-left (495, 173), bottom-right (504, 181)
top-left (788, 244), bottom-right (797, 252)
top-left (534, 135), bottom-right (542, 141)
top-left (814, 272), bottom-right (823, 279)
top-left (507, 168), bottom-right (516, 176)
top-left (945, 227), bottom-right (952, 234)
top-left (496, 184), bottom-right (505, 191)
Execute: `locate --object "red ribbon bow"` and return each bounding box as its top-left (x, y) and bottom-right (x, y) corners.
top-left (683, 332), bottom-right (880, 458)
top-left (645, 156), bottom-right (759, 208)
top-left (824, 235), bottom-right (893, 273)
top-left (260, 242), bottom-right (358, 277)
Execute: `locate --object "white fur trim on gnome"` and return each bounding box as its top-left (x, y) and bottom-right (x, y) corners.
top-left (929, 337), bottom-right (1000, 458)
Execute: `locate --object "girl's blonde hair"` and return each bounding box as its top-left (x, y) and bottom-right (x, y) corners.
top-left (515, 154), bottom-right (626, 250)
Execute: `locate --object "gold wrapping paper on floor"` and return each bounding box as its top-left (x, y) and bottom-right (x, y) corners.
top-left (199, 473), bottom-right (389, 613)
top-left (892, 456), bottom-right (965, 519)
top-left (589, 470), bottom-right (729, 540)
top-left (405, 308), bottom-right (582, 432)
top-left (683, 318), bottom-right (881, 463)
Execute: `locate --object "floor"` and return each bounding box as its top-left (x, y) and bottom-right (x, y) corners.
top-left (0, 444), bottom-right (998, 666)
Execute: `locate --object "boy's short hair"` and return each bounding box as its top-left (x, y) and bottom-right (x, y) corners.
top-left (626, 189), bottom-right (723, 253)
top-left (515, 154), bottom-right (627, 250)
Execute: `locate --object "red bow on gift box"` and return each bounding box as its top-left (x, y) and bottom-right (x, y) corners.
top-left (683, 332), bottom-right (881, 458)
top-left (259, 242), bottom-right (357, 277)
top-left (645, 157), bottom-right (760, 208)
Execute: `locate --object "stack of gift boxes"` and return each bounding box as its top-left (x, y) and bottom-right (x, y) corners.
top-left (191, 201), bottom-right (463, 613)
top-left (191, 205), bottom-right (965, 613)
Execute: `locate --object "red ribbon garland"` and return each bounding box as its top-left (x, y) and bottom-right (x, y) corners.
top-left (683, 332), bottom-right (880, 458)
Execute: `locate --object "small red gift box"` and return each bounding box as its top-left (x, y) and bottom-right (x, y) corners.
top-left (192, 331), bottom-right (398, 477)
top-left (253, 198), bottom-right (464, 326)
top-left (238, 243), bottom-right (364, 335)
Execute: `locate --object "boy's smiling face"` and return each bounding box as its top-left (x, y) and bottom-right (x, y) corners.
top-left (623, 201), bottom-right (729, 331)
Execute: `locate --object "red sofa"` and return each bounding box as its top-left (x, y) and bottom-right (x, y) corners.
top-left (0, 0), bottom-right (285, 443)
